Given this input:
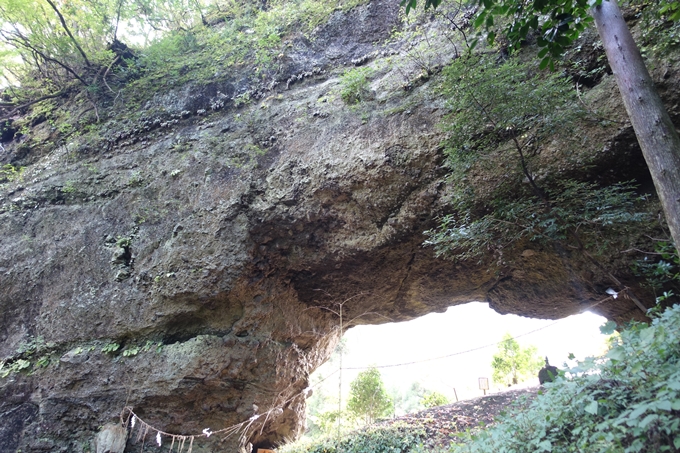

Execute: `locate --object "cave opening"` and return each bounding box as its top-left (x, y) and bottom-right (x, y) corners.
top-left (304, 301), bottom-right (609, 433)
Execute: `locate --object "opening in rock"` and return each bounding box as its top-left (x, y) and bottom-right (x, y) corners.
top-left (305, 301), bottom-right (608, 436)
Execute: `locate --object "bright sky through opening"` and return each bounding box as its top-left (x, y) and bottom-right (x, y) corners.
top-left (313, 302), bottom-right (610, 404)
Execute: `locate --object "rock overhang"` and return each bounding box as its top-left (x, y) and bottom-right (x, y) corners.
top-left (0, 1), bottom-right (673, 451)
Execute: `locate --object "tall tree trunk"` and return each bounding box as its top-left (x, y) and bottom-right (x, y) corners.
top-left (592, 0), bottom-right (680, 256)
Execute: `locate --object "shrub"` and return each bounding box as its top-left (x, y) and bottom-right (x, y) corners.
top-left (280, 423), bottom-right (427, 453)
top-left (451, 304), bottom-right (680, 453)
top-left (339, 67), bottom-right (373, 105)
top-left (421, 391), bottom-right (450, 408)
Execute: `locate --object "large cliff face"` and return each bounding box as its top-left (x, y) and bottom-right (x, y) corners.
top-left (0, 1), bottom-right (677, 452)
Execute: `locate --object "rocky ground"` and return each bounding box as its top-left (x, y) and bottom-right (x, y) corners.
top-left (378, 386), bottom-right (539, 448)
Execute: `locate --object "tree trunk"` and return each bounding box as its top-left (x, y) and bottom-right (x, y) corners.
top-left (592, 0), bottom-right (680, 257)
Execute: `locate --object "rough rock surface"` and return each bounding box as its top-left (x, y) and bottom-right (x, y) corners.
top-left (0, 1), bottom-right (677, 452)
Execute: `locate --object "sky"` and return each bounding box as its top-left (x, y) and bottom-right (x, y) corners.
top-left (311, 302), bottom-right (610, 405)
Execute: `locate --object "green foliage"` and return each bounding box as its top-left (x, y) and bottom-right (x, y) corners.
top-left (400, 0), bottom-right (592, 70)
top-left (101, 342), bottom-right (120, 354)
top-left (450, 304), bottom-right (680, 453)
top-left (62, 180), bottom-right (77, 193)
top-left (0, 164), bottom-right (24, 184)
top-left (391, 382), bottom-right (430, 415)
top-left (633, 241), bottom-right (680, 296)
top-left (0, 358), bottom-right (31, 378)
top-left (476, 0), bottom-right (593, 70)
top-left (661, 2), bottom-right (680, 21)
top-left (280, 423), bottom-right (427, 453)
top-left (633, 0), bottom-right (680, 56)
top-left (0, 0), bottom-right (367, 105)
top-left (122, 346), bottom-right (140, 357)
top-left (426, 180), bottom-right (650, 264)
top-left (0, 0), bottom-right (121, 89)
top-left (439, 54), bottom-right (581, 169)
top-left (116, 236), bottom-right (132, 248)
top-left (347, 367), bottom-right (393, 424)
top-left (35, 356), bottom-right (51, 368)
top-left (339, 66), bottom-right (373, 105)
top-left (308, 409), bottom-right (356, 438)
top-left (121, 0), bottom-right (367, 102)
top-left (400, 0), bottom-right (442, 16)
top-left (427, 53), bottom-right (651, 263)
top-left (421, 391), bottom-right (449, 408)
top-left (15, 335), bottom-right (49, 356)
top-left (491, 334), bottom-right (543, 387)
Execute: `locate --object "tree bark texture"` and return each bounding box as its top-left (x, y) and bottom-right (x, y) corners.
top-left (592, 0), bottom-right (680, 256)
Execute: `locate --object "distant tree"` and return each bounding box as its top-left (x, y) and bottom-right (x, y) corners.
top-left (391, 381), bottom-right (428, 415)
top-left (421, 390), bottom-right (449, 408)
top-left (346, 367), bottom-right (393, 424)
top-left (491, 333), bottom-right (543, 386)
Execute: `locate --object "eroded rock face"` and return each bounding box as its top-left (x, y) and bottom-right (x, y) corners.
top-left (0, 1), bottom-right (673, 452)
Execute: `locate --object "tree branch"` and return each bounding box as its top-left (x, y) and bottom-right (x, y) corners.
top-left (43, 0), bottom-right (92, 67)
top-left (0, 91), bottom-right (64, 113)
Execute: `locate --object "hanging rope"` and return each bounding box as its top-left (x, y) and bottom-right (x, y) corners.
top-left (117, 360), bottom-right (338, 451)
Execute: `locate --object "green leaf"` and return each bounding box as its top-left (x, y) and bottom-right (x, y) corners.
top-left (672, 399), bottom-right (680, 410)
top-left (474, 11), bottom-right (487, 28)
top-left (640, 327), bottom-right (655, 345)
top-left (530, 15), bottom-right (539, 29)
top-left (585, 400), bottom-right (598, 415)
top-left (400, 0), bottom-right (417, 14)
top-left (520, 23), bottom-right (530, 39)
top-left (555, 35), bottom-right (572, 46)
top-left (656, 400), bottom-right (672, 411)
top-left (639, 413), bottom-right (659, 429)
top-left (539, 56), bottom-right (551, 70)
top-left (600, 321), bottom-right (618, 335)
top-left (534, 0), bottom-right (548, 10)
top-left (538, 440), bottom-right (552, 451)
top-left (607, 347), bottom-right (626, 361)
top-left (628, 405), bottom-right (648, 420)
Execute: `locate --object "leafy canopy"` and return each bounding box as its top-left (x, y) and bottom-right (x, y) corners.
top-left (437, 53), bottom-right (581, 169)
top-left (400, 0), bottom-right (596, 70)
top-left (347, 367), bottom-right (393, 424)
top-left (0, 0), bottom-right (366, 100)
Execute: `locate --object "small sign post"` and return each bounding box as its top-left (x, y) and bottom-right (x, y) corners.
top-left (478, 377), bottom-right (489, 396)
